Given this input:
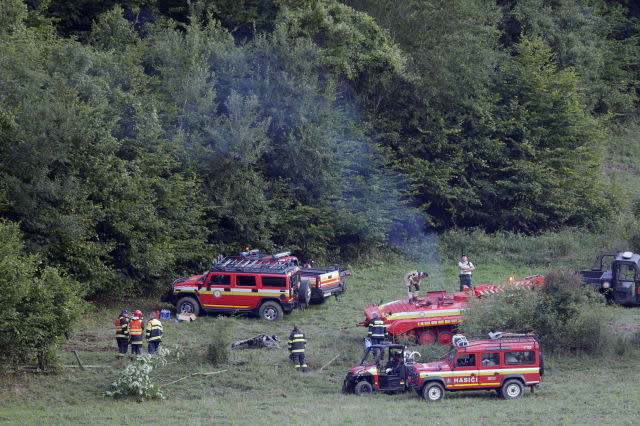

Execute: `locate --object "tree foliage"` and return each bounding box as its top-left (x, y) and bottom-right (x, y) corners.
top-left (1, 0), bottom-right (638, 301)
top-left (0, 221), bottom-right (84, 369)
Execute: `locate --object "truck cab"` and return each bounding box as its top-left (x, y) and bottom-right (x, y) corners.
top-left (580, 251), bottom-right (640, 305)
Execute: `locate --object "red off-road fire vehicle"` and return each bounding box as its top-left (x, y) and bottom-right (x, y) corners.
top-left (409, 334), bottom-right (543, 402)
top-left (238, 250), bottom-right (350, 303)
top-left (358, 276), bottom-right (544, 345)
top-left (342, 343), bottom-right (418, 395)
top-left (160, 255), bottom-right (303, 321)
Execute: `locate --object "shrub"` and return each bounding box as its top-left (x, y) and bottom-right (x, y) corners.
top-left (206, 318), bottom-right (231, 366)
top-left (461, 268), bottom-right (613, 355)
top-left (105, 347), bottom-right (170, 401)
top-left (0, 222), bottom-right (84, 371)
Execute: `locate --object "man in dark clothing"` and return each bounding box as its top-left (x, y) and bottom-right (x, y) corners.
top-left (368, 313), bottom-right (388, 363)
top-left (115, 309), bottom-right (130, 357)
top-left (288, 325), bottom-right (308, 372)
top-left (145, 314), bottom-right (163, 354)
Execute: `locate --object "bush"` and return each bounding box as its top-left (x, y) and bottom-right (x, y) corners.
top-left (105, 347), bottom-right (170, 401)
top-left (461, 268), bottom-right (613, 355)
top-left (206, 318), bottom-right (231, 366)
top-left (0, 222), bottom-right (84, 371)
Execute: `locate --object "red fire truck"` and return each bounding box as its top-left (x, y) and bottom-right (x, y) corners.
top-left (358, 276), bottom-right (544, 345)
top-left (161, 255), bottom-right (303, 321)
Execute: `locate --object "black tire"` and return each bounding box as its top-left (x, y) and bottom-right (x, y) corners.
top-left (258, 301), bottom-right (283, 321)
top-left (176, 296), bottom-right (201, 316)
top-left (421, 382), bottom-right (444, 402)
top-left (501, 379), bottom-right (524, 399)
top-left (354, 380), bottom-right (373, 396)
top-left (299, 279), bottom-right (312, 305)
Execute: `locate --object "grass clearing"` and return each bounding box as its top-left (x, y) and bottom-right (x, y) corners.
top-left (1, 253), bottom-right (639, 424)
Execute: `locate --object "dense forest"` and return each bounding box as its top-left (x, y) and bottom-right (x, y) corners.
top-left (1, 0), bottom-right (639, 302)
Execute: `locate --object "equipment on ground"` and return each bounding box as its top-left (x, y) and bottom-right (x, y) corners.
top-left (580, 251), bottom-right (640, 305)
top-left (231, 334), bottom-right (280, 349)
top-left (357, 276), bottom-right (544, 345)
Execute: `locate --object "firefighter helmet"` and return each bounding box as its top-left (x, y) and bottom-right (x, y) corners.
top-left (134, 309), bottom-right (142, 317)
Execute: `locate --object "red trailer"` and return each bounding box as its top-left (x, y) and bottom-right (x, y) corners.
top-left (358, 276), bottom-right (544, 345)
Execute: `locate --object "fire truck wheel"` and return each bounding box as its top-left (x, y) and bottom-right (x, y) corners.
top-left (501, 379), bottom-right (524, 399)
top-left (176, 296), bottom-right (200, 316)
top-left (259, 301), bottom-right (283, 321)
top-left (299, 279), bottom-right (311, 305)
top-left (354, 380), bottom-right (373, 396)
top-left (436, 331), bottom-right (453, 345)
top-left (419, 331), bottom-right (436, 345)
top-left (421, 382), bottom-right (444, 402)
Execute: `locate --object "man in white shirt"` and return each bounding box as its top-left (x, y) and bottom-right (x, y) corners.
top-left (458, 254), bottom-right (475, 291)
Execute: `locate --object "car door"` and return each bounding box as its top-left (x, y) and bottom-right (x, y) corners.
top-left (613, 262), bottom-right (637, 301)
top-left (448, 352), bottom-right (479, 389)
top-left (234, 274), bottom-right (259, 309)
top-left (478, 352), bottom-right (501, 388)
top-left (202, 273), bottom-right (234, 309)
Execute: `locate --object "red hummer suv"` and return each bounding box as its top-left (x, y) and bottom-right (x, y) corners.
top-left (161, 255), bottom-right (302, 321)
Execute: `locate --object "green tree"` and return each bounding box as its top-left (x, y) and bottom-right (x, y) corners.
top-left (0, 221), bottom-right (84, 370)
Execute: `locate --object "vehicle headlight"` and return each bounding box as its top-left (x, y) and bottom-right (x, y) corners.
top-left (602, 282), bottom-right (610, 289)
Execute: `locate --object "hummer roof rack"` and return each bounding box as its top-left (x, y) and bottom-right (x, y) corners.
top-left (210, 255), bottom-right (297, 274)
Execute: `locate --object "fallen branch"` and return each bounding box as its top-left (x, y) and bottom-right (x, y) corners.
top-left (73, 350), bottom-right (85, 371)
top-left (159, 370), bottom-right (226, 388)
top-left (318, 354), bottom-right (340, 372)
top-left (62, 365), bottom-right (107, 369)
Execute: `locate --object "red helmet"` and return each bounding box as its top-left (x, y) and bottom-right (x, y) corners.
top-left (134, 309), bottom-right (142, 317)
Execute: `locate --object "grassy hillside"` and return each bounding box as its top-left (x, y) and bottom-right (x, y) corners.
top-left (2, 255), bottom-right (639, 424)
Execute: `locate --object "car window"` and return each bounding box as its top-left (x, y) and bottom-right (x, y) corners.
top-left (455, 353), bottom-right (476, 367)
top-left (616, 263), bottom-right (636, 281)
top-left (209, 274), bottom-right (230, 286)
top-left (236, 275), bottom-right (257, 287)
top-left (504, 351), bottom-right (536, 365)
top-left (261, 276), bottom-right (286, 288)
top-left (481, 353), bottom-right (500, 367)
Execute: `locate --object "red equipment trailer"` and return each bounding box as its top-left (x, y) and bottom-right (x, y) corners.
top-left (357, 276), bottom-right (544, 345)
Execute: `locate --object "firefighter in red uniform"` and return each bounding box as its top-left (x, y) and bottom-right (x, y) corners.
top-left (145, 314), bottom-right (163, 354)
top-left (288, 325), bottom-right (308, 372)
top-left (115, 309), bottom-right (130, 356)
top-left (129, 310), bottom-right (144, 355)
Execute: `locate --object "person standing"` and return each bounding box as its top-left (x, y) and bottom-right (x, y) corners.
top-left (368, 313), bottom-right (388, 363)
top-left (145, 314), bottom-right (163, 354)
top-left (458, 254), bottom-right (475, 291)
top-left (288, 325), bottom-right (308, 372)
top-left (404, 270), bottom-right (428, 303)
top-left (115, 309), bottom-right (130, 357)
top-left (129, 310), bottom-right (144, 355)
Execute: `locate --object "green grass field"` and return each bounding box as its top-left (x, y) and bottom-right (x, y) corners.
top-left (2, 254), bottom-right (640, 425)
